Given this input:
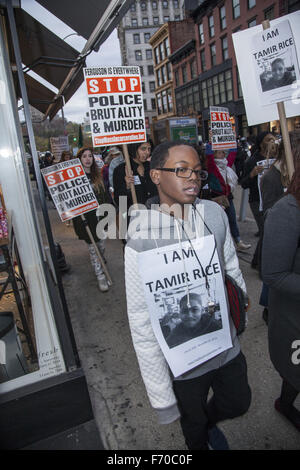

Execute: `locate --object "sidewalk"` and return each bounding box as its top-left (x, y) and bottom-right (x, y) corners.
top-left (46, 186), bottom-right (300, 450)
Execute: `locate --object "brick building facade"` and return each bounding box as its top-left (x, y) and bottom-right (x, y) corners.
top-left (173, 0), bottom-right (300, 141)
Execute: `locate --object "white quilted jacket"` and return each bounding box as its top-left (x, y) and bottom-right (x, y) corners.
top-left (125, 200), bottom-right (247, 424)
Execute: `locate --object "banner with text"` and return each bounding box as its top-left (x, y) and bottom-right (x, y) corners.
top-left (138, 235), bottom-right (232, 377)
top-left (50, 136), bottom-right (70, 162)
top-left (41, 159), bottom-right (99, 221)
top-left (210, 107), bottom-right (236, 150)
top-left (84, 66), bottom-right (146, 147)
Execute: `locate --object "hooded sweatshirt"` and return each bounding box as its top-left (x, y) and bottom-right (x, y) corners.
top-left (124, 198), bottom-right (247, 425)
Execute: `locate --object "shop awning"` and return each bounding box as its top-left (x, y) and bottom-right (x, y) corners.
top-left (4, 0), bottom-right (133, 119)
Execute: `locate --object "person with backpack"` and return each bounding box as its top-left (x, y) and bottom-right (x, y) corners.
top-left (124, 141), bottom-right (251, 450)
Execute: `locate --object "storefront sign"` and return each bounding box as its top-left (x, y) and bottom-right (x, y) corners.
top-left (169, 117), bottom-right (198, 143)
top-left (41, 159), bottom-right (99, 221)
top-left (84, 66), bottom-right (146, 147)
top-left (210, 107), bottom-right (236, 150)
top-left (232, 11), bottom-right (300, 125)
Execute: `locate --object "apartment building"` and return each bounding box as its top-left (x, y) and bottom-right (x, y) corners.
top-left (175, 0), bottom-right (300, 140)
top-left (117, 0), bottom-right (185, 129)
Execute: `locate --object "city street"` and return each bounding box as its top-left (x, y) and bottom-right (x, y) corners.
top-left (45, 185), bottom-right (300, 450)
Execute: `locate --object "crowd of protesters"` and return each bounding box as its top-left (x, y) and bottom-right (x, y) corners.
top-left (39, 128), bottom-right (300, 449)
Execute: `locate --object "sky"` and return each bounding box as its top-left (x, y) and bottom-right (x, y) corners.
top-left (21, 0), bottom-right (122, 123)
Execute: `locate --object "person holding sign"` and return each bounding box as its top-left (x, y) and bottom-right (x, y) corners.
top-left (113, 141), bottom-right (157, 227)
top-left (72, 147), bottom-right (110, 292)
top-left (124, 141), bottom-right (251, 450)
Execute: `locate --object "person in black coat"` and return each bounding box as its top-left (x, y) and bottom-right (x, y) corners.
top-left (240, 131), bottom-right (277, 269)
top-left (262, 151), bottom-right (300, 433)
top-left (113, 141), bottom-right (158, 237)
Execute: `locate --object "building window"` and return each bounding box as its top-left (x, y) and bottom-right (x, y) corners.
top-left (220, 5), bottom-right (226, 30)
top-left (131, 18), bottom-right (138, 27)
top-left (153, 16), bottom-right (159, 25)
top-left (146, 49), bottom-right (152, 60)
top-left (210, 43), bottom-right (216, 67)
top-left (163, 0), bottom-right (168, 9)
top-left (161, 65), bottom-right (166, 83)
top-left (175, 15), bottom-right (181, 20)
top-left (248, 17), bottom-right (256, 28)
top-left (149, 81), bottom-right (156, 92)
top-left (135, 50), bottom-right (142, 61)
top-left (148, 65), bottom-right (154, 75)
top-left (221, 36), bottom-right (228, 60)
top-left (237, 67), bottom-right (243, 98)
top-left (143, 99), bottom-right (148, 111)
top-left (173, 0), bottom-right (179, 8)
top-left (164, 16), bottom-right (170, 22)
top-left (154, 47), bottom-right (159, 64)
top-left (175, 69), bottom-right (179, 87)
top-left (264, 6), bottom-right (274, 20)
top-left (164, 37), bottom-right (170, 56)
top-left (152, 1), bottom-right (158, 10)
top-left (142, 82), bottom-right (146, 93)
top-left (140, 66), bottom-right (144, 76)
top-left (182, 64), bottom-right (187, 83)
top-left (167, 88), bottom-right (173, 112)
top-left (248, 0), bottom-right (256, 8)
top-left (142, 17), bottom-right (149, 26)
top-left (199, 23), bottom-right (204, 44)
top-left (190, 59), bottom-right (197, 79)
top-left (201, 70), bottom-right (233, 108)
top-left (157, 94), bottom-right (162, 114)
top-left (130, 2), bottom-right (136, 12)
top-left (151, 98), bottom-right (156, 110)
top-left (156, 70), bottom-right (162, 87)
top-left (144, 33), bottom-right (151, 42)
top-left (133, 33), bottom-right (140, 44)
top-left (232, 0), bottom-right (240, 19)
top-left (159, 42), bottom-right (165, 61)
top-left (166, 61), bottom-right (172, 80)
top-left (288, 0), bottom-right (300, 12)
top-left (208, 14), bottom-right (215, 38)
top-left (141, 1), bottom-right (147, 11)
top-left (200, 49), bottom-right (206, 72)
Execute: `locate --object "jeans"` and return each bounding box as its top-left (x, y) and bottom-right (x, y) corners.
top-left (173, 352), bottom-right (252, 450)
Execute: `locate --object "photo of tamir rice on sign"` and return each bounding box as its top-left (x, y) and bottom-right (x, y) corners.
top-left (251, 19), bottom-right (300, 105)
top-left (138, 235), bottom-right (232, 378)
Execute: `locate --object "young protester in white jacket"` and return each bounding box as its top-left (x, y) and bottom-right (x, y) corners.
top-left (124, 141), bottom-right (251, 450)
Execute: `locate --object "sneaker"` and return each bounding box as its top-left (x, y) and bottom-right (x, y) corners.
top-left (98, 276), bottom-right (109, 292)
top-left (236, 240), bottom-right (251, 251)
top-left (208, 426), bottom-right (230, 450)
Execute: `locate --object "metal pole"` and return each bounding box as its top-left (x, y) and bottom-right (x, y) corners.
top-left (6, 0), bottom-right (80, 369)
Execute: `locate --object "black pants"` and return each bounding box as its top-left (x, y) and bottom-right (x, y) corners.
top-left (173, 352), bottom-right (251, 450)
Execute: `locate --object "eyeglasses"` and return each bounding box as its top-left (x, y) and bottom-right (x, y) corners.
top-left (157, 167), bottom-right (208, 180)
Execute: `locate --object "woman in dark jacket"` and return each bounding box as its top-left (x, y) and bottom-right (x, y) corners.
top-left (73, 147), bottom-right (110, 292)
top-left (262, 150), bottom-right (300, 433)
top-left (113, 141), bottom-right (158, 235)
top-left (240, 131), bottom-right (277, 269)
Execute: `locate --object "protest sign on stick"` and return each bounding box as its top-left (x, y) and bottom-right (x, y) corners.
top-left (262, 20), bottom-right (295, 180)
top-left (84, 66), bottom-right (147, 205)
top-left (210, 107), bottom-right (236, 150)
top-left (41, 158), bottom-right (112, 285)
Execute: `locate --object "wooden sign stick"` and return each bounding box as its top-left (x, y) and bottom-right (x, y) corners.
top-left (122, 144), bottom-right (138, 205)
